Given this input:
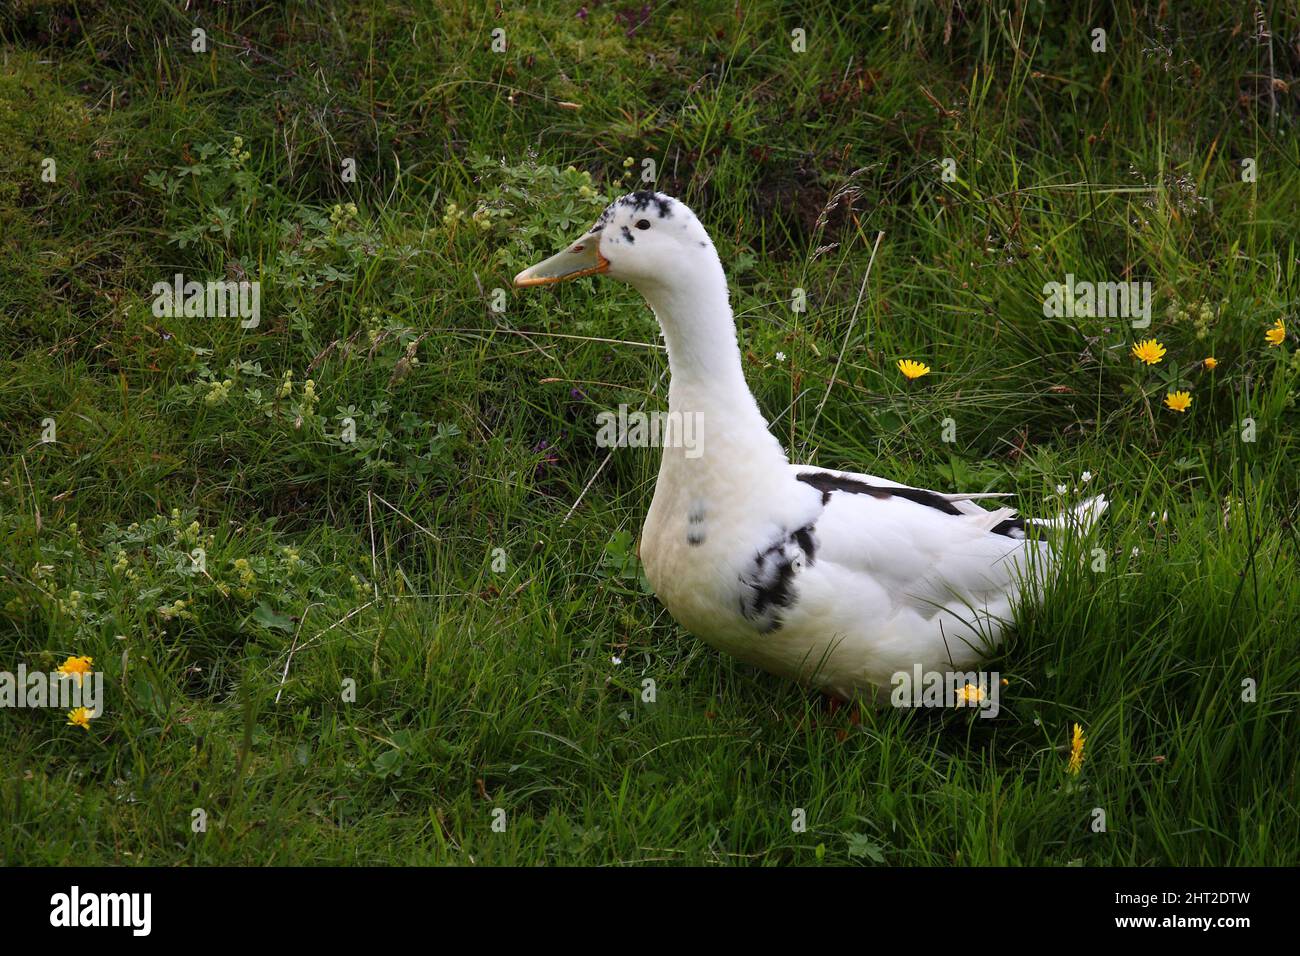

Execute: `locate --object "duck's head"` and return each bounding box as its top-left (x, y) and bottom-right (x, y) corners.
top-left (513, 191), bottom-right (716, 294)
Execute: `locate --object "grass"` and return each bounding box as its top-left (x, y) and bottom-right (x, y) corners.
top-left (1, 0), bottom-right (1298, 866)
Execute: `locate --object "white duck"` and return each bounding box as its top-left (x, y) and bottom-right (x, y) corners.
top-left (515, 192), bottom-right (1105, 700)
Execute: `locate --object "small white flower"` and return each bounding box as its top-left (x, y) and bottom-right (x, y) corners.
top-left (775, 351), bottom-right (786, 362)
top-left (1080, 470), bottom-right (1092, 483)
top-left (1131, 547), bottom-right (1140, 557)
top-left (1056, 484), bottom-right (1068, 494)
top-left (611, 655), bottom-right (622, 666)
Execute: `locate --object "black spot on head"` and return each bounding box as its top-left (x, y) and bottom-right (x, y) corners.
top-left (621, 225), bottom-right (634, 244)
top-left (594, 192), bottom-right (677, 233)
top-left (687, 530), bottom-right (705, 546)
top-left (698, 241), bottom-right (707, 248)
top-left (621, 191), bottom-right (673, 219)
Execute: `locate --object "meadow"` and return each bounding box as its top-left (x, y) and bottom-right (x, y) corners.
top-left (1, 0), bottom-right (1297, 865)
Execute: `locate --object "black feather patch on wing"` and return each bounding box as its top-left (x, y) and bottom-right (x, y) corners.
top-left (990, 516), bottom-right (1026, 538)
top-left (797, 470), bottom-right (1023, 538)
top-left (739, 524), bottom-right (817, 633)
top-left (797, 471), bottom-right (961, 515)
top-left (793, 526), bottom-right (817, 564)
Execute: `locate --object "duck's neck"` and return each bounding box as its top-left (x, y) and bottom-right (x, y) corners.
top-left (635, 266), bottom-right (789, 472)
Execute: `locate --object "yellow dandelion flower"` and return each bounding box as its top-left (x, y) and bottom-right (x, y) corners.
top-left (67, 707), bottom-right (94, 730)
top-left (1202, 357), bottom-right (1217, 370)
top-left (1067, 723), bottom-right (1086, 775)
top-left (57, 655), bottom-right (94, 684)
top-left (1265, 318), bottom-right (1286, 347)
top-left (897, 359), bottom-right (930, 380)
top-left (954, 683), bottom-right (984, 705)
top-left (1131, 338), bottom-right (1167, 365)
top-left (1164, 390), bottom-right (1192, 413)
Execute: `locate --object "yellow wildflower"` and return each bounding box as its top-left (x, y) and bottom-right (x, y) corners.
top-left (1164, 390), bottom-right (1192, 413)
top-left (67, 707), bottom-right (94, 730)
top-left (1265, 318), bottom-right (1286, 347)
top-left (1202, 357), bottom-right (1217, 370)
top-left (1067, 723), bottom-right (1086, 774)
top-left (954, 683), bottom-right (984, 705)
top-left (57, 655), bottom-right (94, 684)
top-left (896, 359), bottom-right (930, 380)
top-left (1131, 339), bottom-right (1166, 365)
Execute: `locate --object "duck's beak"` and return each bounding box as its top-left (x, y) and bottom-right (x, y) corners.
top-left (513, 233), bottom-right (608, 287)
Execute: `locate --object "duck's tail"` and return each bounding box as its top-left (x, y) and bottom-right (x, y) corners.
top-left (1028, 494), bottom-right (1108, 535)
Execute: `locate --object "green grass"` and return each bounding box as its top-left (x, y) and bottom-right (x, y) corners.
top-left (1, 0), bottom-right (1298, 865)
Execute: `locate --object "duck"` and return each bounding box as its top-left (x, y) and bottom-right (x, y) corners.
top-left (514, 191), bottom-right (1105, 700)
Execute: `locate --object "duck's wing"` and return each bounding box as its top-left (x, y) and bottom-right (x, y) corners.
top-left (786, 464), bottom-right (1060, 625)
top-left (792, 464), bottom-right (1026, 537)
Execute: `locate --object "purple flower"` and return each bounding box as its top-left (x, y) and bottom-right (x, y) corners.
top-left (532, 439), bottom-right (559, 477)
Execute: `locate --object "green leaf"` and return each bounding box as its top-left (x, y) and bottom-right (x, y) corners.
top-left (846, 833), bottom-right (886, 863)
top-left (251, 602), bottom-right (295, 632)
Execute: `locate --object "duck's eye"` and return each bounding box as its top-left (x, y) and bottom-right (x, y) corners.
top-left (635, 219), bottom-right (651, 230)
